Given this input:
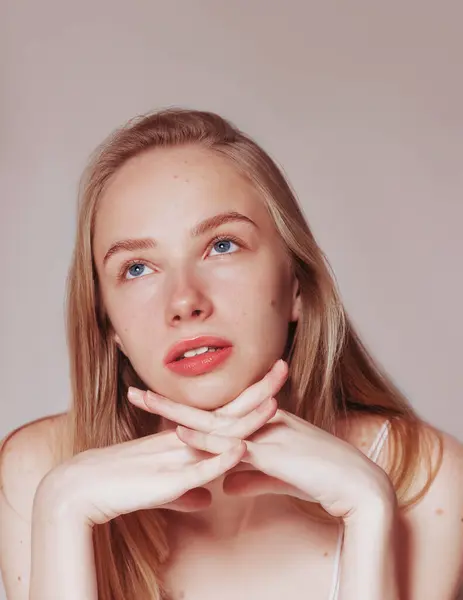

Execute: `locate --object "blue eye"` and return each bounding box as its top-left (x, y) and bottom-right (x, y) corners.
top-left (125, 263), bottom-right (154, 280)
top-left (209, 238), bottom-right (239, 257)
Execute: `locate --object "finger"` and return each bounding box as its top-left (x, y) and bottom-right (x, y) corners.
top-left (182, 442), bottom-right (247, 490)
top-left (129, 388), bottom-right (231, 433)
top-left (175, 398), bottom-right (276, 451)
top-left (150, 437), bottom-right (242, 467)
top-left (176, 427), bottom-right (244, 455)
top-left (238, 441), bottom-right (316, 500)
top-left (216, 359), bottom-right (288, 418)
top-left (235, 439), bottom-right (282, 470)
top-left (161, 487), bottom-right (213, 512)
top-left (130, 430), bottom-right (187, 454)
top-left (216, 397), bottom-right (278, 437)
top-left (178, 398), bottom-right (278, 446)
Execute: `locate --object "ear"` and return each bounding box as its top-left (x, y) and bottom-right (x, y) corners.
top-left (114, 333), bottom-right (127, 356)
top-left (290, 277), bottom-right (301, 323)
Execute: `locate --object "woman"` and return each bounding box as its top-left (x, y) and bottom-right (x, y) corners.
top-left (1, 108), bottom-right (462, 600)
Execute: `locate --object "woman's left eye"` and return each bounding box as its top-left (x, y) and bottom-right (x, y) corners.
top-left (208, 238), bottom-right (240, 257)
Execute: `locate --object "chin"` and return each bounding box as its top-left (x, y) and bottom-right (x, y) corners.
top-left (164, 366), bottom-right (259, 410)
top-left (175, 383), bottom-right (240, 411)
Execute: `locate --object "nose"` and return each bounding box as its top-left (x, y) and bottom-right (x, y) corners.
top-left (164, 270), bottom-right (213, 326)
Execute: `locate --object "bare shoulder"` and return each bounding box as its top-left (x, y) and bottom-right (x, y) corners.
top-left (342, 414), bottom-right (463, 597)
top-left (398, 421), bottom-right (463, 524)
top-left (336, 412), bottom-right (392, 460)
top-left (341, 412), bottom-right (463, 502)
top-left (0, 412), bottom-right (71, 517)
top-left (0, 413), bottom-right (71, 598)
top-left (396, 426), bottom-right (463, 599)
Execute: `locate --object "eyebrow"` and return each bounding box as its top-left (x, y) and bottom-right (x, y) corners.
top-left (102, 211), bottom-right (258, 266)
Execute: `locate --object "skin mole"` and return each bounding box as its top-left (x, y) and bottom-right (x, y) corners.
top-left (435, 508), bottom-right (444, 516)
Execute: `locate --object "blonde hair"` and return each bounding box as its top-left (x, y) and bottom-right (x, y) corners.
top-left (66, 108), bottom-right (442, 599)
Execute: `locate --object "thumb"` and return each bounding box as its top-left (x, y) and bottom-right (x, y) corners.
top-left (162, 487), bottom-right (213, 512)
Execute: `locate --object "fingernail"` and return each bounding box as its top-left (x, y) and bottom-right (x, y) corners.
top-left (128, 387), bottom-right (143, 401)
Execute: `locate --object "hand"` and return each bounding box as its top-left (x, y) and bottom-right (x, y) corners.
top-left (222, 411), bottom-right (395, 521)
top-left (133, 366), bottom-right (395, 521)
top-left (34, 361), bottom-right (287, 527)
top-left (127, 359), bottom-right (288, 439)
top-left (35, 428), bottom-right (247, 526)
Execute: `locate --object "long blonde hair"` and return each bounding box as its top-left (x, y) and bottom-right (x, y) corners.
top-left (66, 108), bottom-right (442, 599)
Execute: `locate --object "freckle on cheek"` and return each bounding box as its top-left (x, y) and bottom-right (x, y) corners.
top-left (435, 508), bottom-right (444, 515)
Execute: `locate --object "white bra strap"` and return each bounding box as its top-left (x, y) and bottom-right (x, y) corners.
top-left (329, 419), bottom-right (391, 600)
top-left (368, 419), bottom-right (391, 464)
top-left (327, 521), bottom-right (344, 600)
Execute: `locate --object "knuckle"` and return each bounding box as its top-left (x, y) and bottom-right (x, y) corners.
top-left (201, 434), bottom-right (213, 453)
top-left (211, 412), bottom-right (225, 429)
top-left (213, 417), bottom-right (233, 434)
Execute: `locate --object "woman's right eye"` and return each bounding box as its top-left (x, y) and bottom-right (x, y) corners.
top-left (124, 262), bottom-right (154, 280)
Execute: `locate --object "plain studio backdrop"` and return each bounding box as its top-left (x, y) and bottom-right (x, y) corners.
top-left (1, 1), bottom-right (462, 598)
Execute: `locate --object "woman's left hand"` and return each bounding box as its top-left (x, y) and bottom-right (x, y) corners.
top-left (128, 363), bottom-right (396, 522)
top-left (181, 409), bottom-right (395, 521)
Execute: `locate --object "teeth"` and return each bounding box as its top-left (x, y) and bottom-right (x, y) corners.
top-left (181, 346), bottom-right (218, 359)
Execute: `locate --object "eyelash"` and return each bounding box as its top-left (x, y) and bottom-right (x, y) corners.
top-left (116, 234), bottom-right (244, 283)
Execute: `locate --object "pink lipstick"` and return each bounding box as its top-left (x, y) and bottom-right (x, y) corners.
top-left (164, 336), bottom-right (233, 377)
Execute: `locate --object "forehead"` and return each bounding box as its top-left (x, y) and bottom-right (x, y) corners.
top-left (94, 145), bottom-right (271, 253)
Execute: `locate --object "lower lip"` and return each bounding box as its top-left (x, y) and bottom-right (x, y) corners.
top-left (166, 346), bottom-right (233, 377)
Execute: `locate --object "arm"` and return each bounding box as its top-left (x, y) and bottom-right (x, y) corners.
top-left (0, 415), bottom-right (97, 600)
top-left (340, 500), bottom-right (400, 600)
top-left (339, 431), bottom-right (463, 600)
top-left (30, 479), bottom-right (97, 600)
top-left (0, 417), bottom-right (61, 600)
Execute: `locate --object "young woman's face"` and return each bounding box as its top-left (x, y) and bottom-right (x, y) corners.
top-left (93, 145), bottom-right (300, 409)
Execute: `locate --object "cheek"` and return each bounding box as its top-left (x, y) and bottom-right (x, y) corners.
top-left (222, 257), bottom-right (292, 319)
top-left (105, 294), bottom-right (159, 354)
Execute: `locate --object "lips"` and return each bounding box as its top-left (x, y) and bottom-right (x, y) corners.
top-left (163, 336), bottom-right (233, 365)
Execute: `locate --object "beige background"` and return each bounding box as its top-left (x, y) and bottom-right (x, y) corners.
top-left (1, 1), bottom-right (462, 598)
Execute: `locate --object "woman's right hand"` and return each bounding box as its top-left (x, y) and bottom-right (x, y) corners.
top-left (33, 430), bottom-right (240, 525)
top-left (33, 395), bottom-right (276, 526)
top-left (34, 359), bottom-right (286, 527)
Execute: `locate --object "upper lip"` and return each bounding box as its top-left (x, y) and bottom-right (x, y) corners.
top-left (164, 335), bottom-right (233, 364)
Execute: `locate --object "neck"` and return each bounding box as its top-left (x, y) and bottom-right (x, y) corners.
top-left (159, 416), bottom-right (286, 540)
top-left (188, 473), bottom-right (258, 538)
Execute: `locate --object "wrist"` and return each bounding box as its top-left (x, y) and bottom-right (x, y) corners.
top-left (33, 468), bottom-right (91, 528)
top-left (345, 492), bottom-right (397, 533)
top-left (347, 475), bottom-right (398, 528)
